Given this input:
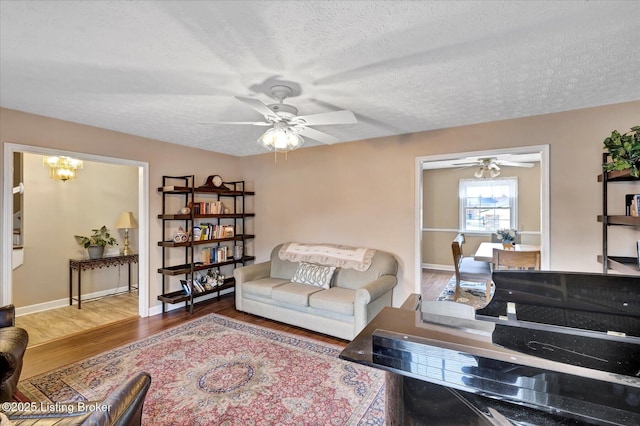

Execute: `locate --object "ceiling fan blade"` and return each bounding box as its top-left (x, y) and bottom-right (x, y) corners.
top-left (498, 161), bottom-right (534, 168)
top-left (235, 96), bottom-right (278, 119)
top-left (294, 110), bottom-right (357, 126)
top-left (295, 126), bottom-right (340, 145)
top-left (451, 161), bottom-right (479, 167)
top-left (198, 121), bottom-right (271, 126)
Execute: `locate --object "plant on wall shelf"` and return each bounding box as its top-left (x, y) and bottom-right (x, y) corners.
top-left (603, 126), bottom-right (640, 177)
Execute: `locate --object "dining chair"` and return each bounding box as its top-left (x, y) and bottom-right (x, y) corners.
top-left (451, 234), bottom-right (492, 302)
top-left (492, 248), bottom-right (541, 270)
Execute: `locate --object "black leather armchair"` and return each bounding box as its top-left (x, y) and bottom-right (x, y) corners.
top-left (0, 304), bottom-right (29, 402)
top-left (4, 371), bottom-right (152, 426)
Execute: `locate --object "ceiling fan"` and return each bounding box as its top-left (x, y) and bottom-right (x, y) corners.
top-left (453, 157), bottom-right (534, 178)
top-left (203, 84), bottom-right (357, 151)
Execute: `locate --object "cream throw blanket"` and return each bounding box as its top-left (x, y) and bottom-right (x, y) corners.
top-left (278, 242), bottom-right (376, 271)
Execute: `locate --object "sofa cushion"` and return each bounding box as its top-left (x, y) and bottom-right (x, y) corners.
top-left (272, 283), bottom-right (324, 307)
top-left (291, 262), bottom-right (336, 289)
top-left (243, 277), bottom-right (290, 298)
top-left (309, 287), bottom-right (355, 316)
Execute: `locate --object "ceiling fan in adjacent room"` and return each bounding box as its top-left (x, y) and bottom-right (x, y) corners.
top-left (454, 157), bottom-right (534, 178)
top-left (201, 85), bottom-right (357, 152)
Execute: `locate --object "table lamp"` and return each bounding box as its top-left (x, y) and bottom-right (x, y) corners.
top-left (116, 211), bottom-right (138, 255)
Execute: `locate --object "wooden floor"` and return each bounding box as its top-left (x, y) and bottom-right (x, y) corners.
top-left (16, 292), bottom-right (138, 347)
top-left (21, 269), bottom-right (452, 380)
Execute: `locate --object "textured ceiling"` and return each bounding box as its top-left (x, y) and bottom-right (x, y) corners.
top-left (1, 1), bottom-right (639, 157)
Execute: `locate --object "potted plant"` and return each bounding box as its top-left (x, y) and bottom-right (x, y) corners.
top-left (603, 126), bottom-right (640, 178)
top-left (495, 228), bottom-right (518, 249)
top-left (75, 225), bottom-right (118, 259)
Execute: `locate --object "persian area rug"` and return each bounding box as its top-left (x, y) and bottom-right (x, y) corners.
top-left (19, 314), bottom-right (385, 425)
top-left (436, 275), bottom-right (495, 310)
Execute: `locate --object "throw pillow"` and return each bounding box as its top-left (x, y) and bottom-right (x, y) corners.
top-left (291, 262), bottom-right (336, 289)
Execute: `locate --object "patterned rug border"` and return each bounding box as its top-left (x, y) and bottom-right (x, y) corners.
top-left (23, 313), bottom-right (348, 384)
top-left (20, 313), bottom-right (385, 425)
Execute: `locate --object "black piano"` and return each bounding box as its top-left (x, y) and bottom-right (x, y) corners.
top-left (340, 271), bottom-right (640, 425)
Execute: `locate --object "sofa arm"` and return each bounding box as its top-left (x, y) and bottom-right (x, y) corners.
top-left (0, 327), bottom-right (28, 402)
top-left (0, 305), bottom-right (15, 328)
top-left (234, 261), bottom-right (271, 311)
top-left (355, 275), bottom-right (397, 305)
top-left (5, 372), bottom-right (151, 426)
top-left (234, 261), bottom-right (271, 285)
top-left (353, 275), bottom-right (397, 336)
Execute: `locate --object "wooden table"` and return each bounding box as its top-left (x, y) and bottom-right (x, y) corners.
top-left (69, 254), bottom-right (138, 309)
top-left (474, 242), bottom-right (540, 263)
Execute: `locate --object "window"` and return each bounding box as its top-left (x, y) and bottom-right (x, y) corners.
top-left (459, 178), bottom-right (518, 232)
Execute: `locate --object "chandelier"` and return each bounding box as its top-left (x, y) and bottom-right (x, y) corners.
top-left (43, 156), bottom-right (83, 182)
top-left (257, 121), bottom-right (304, 152)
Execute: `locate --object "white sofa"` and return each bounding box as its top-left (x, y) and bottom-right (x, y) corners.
top-left (234, 243), bottom-right (398, 340)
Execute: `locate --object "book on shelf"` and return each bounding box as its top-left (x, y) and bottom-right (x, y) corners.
top-left (199, 223), bottom-right (210, 240)
top-left (181, 280), bottom-right (191, 295)
top-left (217, 247), bottom-right (227, 262)
top-left (195, 224), bottom-right (234, 240)
top-left (192, 280), bottom-right (205, 294)
top-left (190, 201), bottom-right (225, 215)
top-left (201, 248), bottom-right (211, 264)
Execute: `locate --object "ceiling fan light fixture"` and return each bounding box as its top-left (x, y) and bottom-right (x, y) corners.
top-left (474, 161), bottom-right (501, 178)
top-left (257, 125), bottom-right (304, 152)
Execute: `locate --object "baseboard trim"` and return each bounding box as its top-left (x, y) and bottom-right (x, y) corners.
top-left (15, 285), bottom-right (132, 316)
top-left (422, 263), bottom-right (453, 271)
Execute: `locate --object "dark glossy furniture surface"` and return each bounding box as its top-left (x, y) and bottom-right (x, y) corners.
top-left (340, 271), bottom-right (640, 425)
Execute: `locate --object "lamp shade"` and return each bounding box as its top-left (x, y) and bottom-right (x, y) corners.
top-left (116, 212), bottom-right (138, 229)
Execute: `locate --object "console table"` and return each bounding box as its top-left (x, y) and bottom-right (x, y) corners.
top-left (69, 254), bottom-right (138, 309)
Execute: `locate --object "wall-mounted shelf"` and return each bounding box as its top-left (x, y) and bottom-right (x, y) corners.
top-left (598, 154), bottom-right (640, 276)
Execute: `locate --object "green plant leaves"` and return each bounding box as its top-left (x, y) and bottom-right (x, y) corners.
top-left (603, 126), bottom-right (640, 177)
top-left (75, 225), bottom-right (118, 248)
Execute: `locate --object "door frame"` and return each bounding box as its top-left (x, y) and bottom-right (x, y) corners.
top-left (414, 144), bottom-right (550, 293)
top-left (2, 142), bottom-right (149, 317)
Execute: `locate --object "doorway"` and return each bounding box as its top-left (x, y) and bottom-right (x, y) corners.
top-left (2, 143), bottom-right (149, 324)
top-left (414, 145), bottom-right (550, 293)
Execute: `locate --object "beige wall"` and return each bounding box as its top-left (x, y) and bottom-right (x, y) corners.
top-left (1, 108), bottom-right (242, 311)
top-left (3, 101), bottom-right (640, 311)
top-left (241, 101), bottom-right (640, 306)
top-left (422, 164), bottom-right (541, 267)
